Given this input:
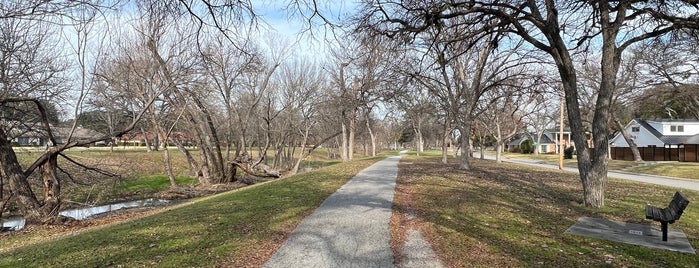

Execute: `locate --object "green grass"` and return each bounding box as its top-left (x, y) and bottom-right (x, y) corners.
top-left (117, 175), bottom-right (197, 193)
top-left (500, 151), bottom-right (696, 179)
top-left (626, 162), bottom-right (699, 180)
top-left (395, 154), bottom-right (699, 267)
top-left (14, 147), bottom-right (357, 206)
top-left (0, 156), bottom-right (385, 267)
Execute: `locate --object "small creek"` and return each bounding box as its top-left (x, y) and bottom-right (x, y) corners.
top-left (2, 198), bottom-right (176, 231)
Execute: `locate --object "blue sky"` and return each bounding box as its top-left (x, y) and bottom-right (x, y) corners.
top-left (251, 0), bottom-right (359, 59)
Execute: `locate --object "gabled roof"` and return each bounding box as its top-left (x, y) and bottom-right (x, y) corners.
top-left (624, 118), bottom-right (699, 145)
top-left (684, 134), bottom-right (699, 144)
top-left (507, 132), bottom-right (556, 146)
top-left (635, 119), bottom-right (662, 138)
top-left (647, 118), bottom-right (699, 123)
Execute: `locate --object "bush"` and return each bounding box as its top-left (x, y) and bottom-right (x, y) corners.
top-left (520, 140), bottom-right (533, 154)
top-left (564, 146), bottom-right (575, 159)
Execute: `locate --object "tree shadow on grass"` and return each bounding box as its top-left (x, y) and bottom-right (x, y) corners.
top-left (396, 156), bottom-right (699, 267)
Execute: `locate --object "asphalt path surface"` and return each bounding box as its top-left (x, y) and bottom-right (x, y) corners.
top-left (477, 153), bottom-right (699, 191)
top-left (263, 152), bottom-right (406, 268)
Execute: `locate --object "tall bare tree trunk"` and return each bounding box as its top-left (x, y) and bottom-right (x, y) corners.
top-left (171, 138), bottom-right (201, 180)
top-left (413, 120), bottom-right (424, 156)
top-left (366, 114), bottom-right (376, 156)
top-left (348, 107), bottom-right (356, 161)
top-left (613, 116), bottom-right (643, 162)
top-left (341, 113), bottom-right (349, 162)
top-left (458, 122), bottom-right (472, 170)
top-left (290, 127), bottom-right (311, 175)
top-left (163, 141), bottom-right (177, 187)
top-left (0, 129), bottom-right (41, 221)
top-left (141, 127), bottom-right (152, 152)
top-left (41, 154), bottom-right (60, 217)
top-left (441, 115), bottom-right (451, 164)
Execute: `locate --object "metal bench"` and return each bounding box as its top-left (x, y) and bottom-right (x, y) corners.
top-left (645, 191), bottom-right (690, 241)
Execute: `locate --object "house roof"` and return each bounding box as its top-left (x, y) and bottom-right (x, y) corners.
top-left (635, 119), bottom-right (663, 139)
top-left (647, 118), bottom-right (699, 123)
top-left (54, 127), bottom-right (104, 140)
top-left (546, 127), bottom-right (572, 133)
top-left (684, 134), bottom-right (699, 144)
top-left (507, 132), bottom-right (555, 146)
top-left (626, 118), bottom-right (699, 145)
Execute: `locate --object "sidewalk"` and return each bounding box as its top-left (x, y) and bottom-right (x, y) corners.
top-left (478, 153), bottom-right (699, 191)
top-left (264, 151), bottom-right (441, 268)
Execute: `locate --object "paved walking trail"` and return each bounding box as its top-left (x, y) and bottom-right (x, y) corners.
top-left (264, 151), bottom-right (442, 268)
top-left (477, 153), bottom-right (699, 191)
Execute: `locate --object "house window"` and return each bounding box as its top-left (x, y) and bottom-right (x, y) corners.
top-left (671, 125), bottom-right (684, 132)
top-left (631, 126), bottom-right (640, 132)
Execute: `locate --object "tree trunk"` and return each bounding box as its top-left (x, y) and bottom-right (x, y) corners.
top-left (141, 127), bottom-right (152, 152)
top-left (341, 115), bottom-right (348, 162)
top-left (0, 129), bottom-right (41, 221)
top-left (613, 116), bottom-right (643, 162)
top-left (171, 137), bottom-right (201, 180)
top-left (163, 141), bottom-right (177, 188)
top-left (366, 115), bottom-right (376, 157)
top-left (348, 107), bottom-right (356, 161)
top-left (494, 120), bottom-right (503, 163)
top-left (441, 124), bottom-right (450, 164)
top-left (413, 123), bottom-right (424, 156)
top-left (199, 146), bottom-right (211, 184)
top-left (458, 122), bottom-right (472, 170)
top-left (290, 127), bottom-right (310, 175)
top-left (548, 27), bottom-right (610, 208)
top-left (41, 154), bottom-right (60, 217)
top-left (416, 123), bottom-right (424, 155)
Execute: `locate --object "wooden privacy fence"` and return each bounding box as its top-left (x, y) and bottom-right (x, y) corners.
top-left (611, 145), bottom-right (699, 162)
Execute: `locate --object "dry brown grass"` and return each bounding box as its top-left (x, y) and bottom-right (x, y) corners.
top-left (393, 153), bottom-right (699, 267)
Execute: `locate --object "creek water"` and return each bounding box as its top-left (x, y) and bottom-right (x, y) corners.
top-left (1, 198), bottom-right (175, 231)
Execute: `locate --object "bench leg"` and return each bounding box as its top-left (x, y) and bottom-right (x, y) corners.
top-left (661, 222), bottom-right (668, 242)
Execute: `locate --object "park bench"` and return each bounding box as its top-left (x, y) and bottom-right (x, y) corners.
top-left (645, 191), bottom-right (690, 241)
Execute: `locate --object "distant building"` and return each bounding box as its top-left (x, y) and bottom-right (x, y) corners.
top-left (610, 118), bottom-right (699, 162)
top-left (5, 123), bottom-right (104, 146)
top-left (507, 128), bottom-right (591, 154)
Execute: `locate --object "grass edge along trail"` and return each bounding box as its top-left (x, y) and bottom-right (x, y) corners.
top-left (395, 152), bottom-right (699, 267)
top-left (0, 156), bottom-right (386, 267)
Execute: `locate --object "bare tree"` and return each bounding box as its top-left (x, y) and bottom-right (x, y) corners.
top-left (479, 79), bottom-right (532, 163)
top-left (358, 0), bottom-right (699, 207)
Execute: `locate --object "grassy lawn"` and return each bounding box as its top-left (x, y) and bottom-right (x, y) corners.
top-left (395, 152), bottom-right (698, 267)
top-left (500, 151), bottom-right (696, 179)
top-left (626, 162), bottom-right (699, 180)
top-left (0, 156), bottom-right (386, 267)
top-left (12, 147), bottom-right (357, 206)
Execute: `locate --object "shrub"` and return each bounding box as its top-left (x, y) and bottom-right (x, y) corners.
top-left (564, 146), bottom-right (575, 159)
top-left (520, 140), bottom-right (533, 154)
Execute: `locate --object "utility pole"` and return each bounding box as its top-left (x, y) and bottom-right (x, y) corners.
top-left (559, 92), bottom-right (564, 170)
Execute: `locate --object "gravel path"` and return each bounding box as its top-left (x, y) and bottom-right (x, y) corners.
top-left (264, 152), bottom-right (426, 268)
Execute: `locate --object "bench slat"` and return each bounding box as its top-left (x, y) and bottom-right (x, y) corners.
top-left (645, 205), bottom-right (654, 220)
top-left (661, 208), bottom-right (674, 223)
top-left (654, 207), bottom-right (663, 221)
top-left (644, 191), bottom-right (691, 242)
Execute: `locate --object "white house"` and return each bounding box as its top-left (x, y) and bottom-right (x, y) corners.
top-left (610, 118), bottom-right (699, 162)
top-left (610, 118), bottom-right (699, 148)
